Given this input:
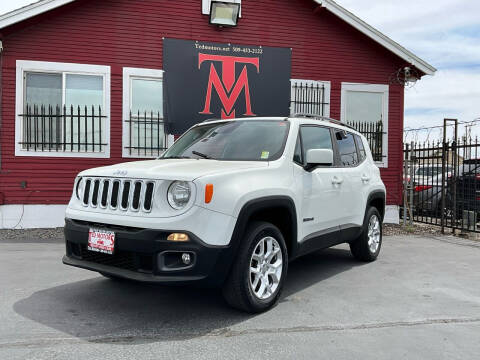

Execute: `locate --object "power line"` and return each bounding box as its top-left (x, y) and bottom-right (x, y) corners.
top-left (404, 118), bottom-right (480, 132)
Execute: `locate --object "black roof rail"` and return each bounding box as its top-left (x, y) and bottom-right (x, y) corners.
top-left (291, 113), bottom-right (357, 131)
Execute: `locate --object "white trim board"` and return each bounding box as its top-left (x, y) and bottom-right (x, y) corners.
top-left (0, 0), bottom-right (435, 77)
top-left (0, 204), bottom-right (67, 229)
top-left (384, 205), bottom-right (399, 224)
top-left (0, 0), bottom-right (75, 29)
top-left (0, 203), bottom-right (400, 228)
top-left (15, 60), bottom-right (111, 158)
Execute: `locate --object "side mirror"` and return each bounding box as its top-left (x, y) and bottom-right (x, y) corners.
top-left (305, 149), bottom-right (333, 171)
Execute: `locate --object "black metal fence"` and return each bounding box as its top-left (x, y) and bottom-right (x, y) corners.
top-left (19, 104), bottom-right (107, 152)
top-left (402, 136), bottom-right (480, 233)
top-left (290, 82), bottom-right (329, 117)
top-left (347, 120), bottom-right (384, 162)
top-left (19, 98), bottom-right (384, 162)
top-left (124, 111), bottom-right (168, 157)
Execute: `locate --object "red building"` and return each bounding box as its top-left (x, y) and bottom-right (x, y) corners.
top-left (0, 0), bottom-right (435, 228)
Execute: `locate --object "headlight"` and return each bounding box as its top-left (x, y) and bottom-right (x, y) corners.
top-left (167, 181), bottom-right (191, 210)
top-left (75, 177), bottom-right (84, 200)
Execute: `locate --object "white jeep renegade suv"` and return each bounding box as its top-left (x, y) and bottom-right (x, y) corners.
top-left (63, 116), bottom-right (386, 313)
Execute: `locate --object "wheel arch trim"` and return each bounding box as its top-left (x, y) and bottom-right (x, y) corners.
top-left (230, 195), bottom-right (298, 255)
top-left (366, 190), bottom-right (386, 221)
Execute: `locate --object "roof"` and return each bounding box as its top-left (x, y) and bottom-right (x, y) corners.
top-left (0, 0), bottom-right (436, 76)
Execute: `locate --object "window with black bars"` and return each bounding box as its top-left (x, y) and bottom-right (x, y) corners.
top-left (290, 82), bottom-right (329, 117)
top-left (346, 120), bottom-right (385, 162)
top-left (124, 111), bottom-right (168, 157)
top-left (19, 105), bottom-right (107, 152)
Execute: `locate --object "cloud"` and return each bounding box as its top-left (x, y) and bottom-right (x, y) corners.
top-left (404, 69), bottom-right (480, 141)
top-left (337, 0), bottom-right (480, 141)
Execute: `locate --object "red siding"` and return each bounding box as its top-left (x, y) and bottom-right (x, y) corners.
top-left (0, 0), bottom-right (405, 205)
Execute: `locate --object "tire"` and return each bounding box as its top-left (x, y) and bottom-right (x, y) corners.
top-left (349, 207), bottom-right (382, 262)
top-left (222, 221), bottom-right (288, 313)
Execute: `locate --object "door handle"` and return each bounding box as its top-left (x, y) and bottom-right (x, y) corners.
top-left (332, 176), bottom-right (344, 185)
top-left (361, 175), bottom-right (371, 182)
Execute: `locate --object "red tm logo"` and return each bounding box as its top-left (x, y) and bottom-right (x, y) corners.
top-left (199, 54), bottom-right (260, 119)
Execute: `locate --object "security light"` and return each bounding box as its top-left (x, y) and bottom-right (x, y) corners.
top-left (209, 1), bottom-right (240, 27)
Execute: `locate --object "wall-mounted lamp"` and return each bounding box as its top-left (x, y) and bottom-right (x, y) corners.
top-left (209, 1), bottom-right (240, 27)
top-left (404, 67), bottom-right (418, 82)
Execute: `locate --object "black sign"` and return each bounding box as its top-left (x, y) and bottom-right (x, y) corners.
top-left (163, 38), bottom-right (291, 134)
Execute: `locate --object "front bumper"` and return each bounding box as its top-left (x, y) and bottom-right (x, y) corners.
top-left (63, 218), bottom-right (234, 286)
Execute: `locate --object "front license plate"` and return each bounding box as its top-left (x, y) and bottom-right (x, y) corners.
top-left (88, 228), bottom-right (115, 255)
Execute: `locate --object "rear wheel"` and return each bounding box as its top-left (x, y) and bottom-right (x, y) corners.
top-left (222, 221), bottom-right (288, 313)
top-left (350, 207), bottom-right (382, 262)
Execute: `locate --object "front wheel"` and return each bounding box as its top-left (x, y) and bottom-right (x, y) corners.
top-left (350, 207), bottom-right (382, 262)
top-left (222, 221), bottom-right (288, 313)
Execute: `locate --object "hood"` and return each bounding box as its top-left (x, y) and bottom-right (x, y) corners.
top-left (79, 159), bottom-right (269, 181)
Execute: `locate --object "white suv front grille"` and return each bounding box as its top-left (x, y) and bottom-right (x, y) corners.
top-left (81, 178), bottom-right (155, 212)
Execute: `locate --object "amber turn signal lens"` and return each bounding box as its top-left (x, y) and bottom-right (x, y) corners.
top-left (205, 184), bottom-right (214, 204)
top-left (167, 233), bottom-right (190, 242)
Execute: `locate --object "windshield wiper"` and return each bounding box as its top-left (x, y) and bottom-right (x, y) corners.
top-left (162, 156), bottom-right (191, 159)
top-left (192, 151), bottom-right (211, 159)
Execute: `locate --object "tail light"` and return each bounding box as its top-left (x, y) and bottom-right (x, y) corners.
top-left (415, 185), bottom-right (432, 192)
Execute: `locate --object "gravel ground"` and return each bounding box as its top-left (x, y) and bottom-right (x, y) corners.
top-left (0, 228), bottom-right (64, 242)
top-left (0, 223), bottom-right (455, 242)
top-left (383, 223), bottom-right (443, 236)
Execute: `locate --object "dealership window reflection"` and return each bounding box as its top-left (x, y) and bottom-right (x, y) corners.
top-left (24, 72), bottom-right (105, 151)
top-left (345, 91), bottom-right (383, 125)
top-left (341, 83), bottom-right (388, 165)
top-left (128, 77), bottom-right (164, 156)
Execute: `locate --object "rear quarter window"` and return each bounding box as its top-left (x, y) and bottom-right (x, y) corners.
top-left (335, 131), bottom-right (358, 167)
top-left (355, 135), bottom-right (366, 162)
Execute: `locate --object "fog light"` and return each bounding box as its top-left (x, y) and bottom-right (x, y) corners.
top-left (182, 253), bottom-right (191, 265)
top-left (167, 233), bottom-right (190, 242)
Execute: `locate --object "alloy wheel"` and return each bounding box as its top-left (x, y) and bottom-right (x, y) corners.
top-left (249, 236), bottom-right (283, 300)
top-left (367, 214), bottom-right (381, 253)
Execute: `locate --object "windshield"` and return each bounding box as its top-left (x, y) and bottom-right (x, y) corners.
top-left (162, 120), bottom-right (290, 161)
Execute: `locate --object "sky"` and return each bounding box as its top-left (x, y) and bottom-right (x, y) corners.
top-left (1, 0), bottom-right (478, 142)
top-left (336, 0), bottom-right (480, 142)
